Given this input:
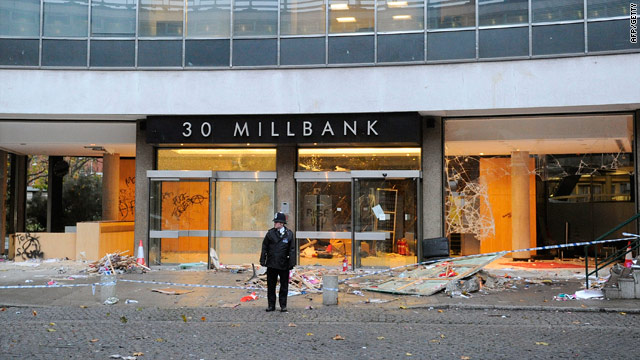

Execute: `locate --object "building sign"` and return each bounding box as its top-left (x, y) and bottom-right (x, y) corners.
top-left (146, 113), bottom-right (422, 144)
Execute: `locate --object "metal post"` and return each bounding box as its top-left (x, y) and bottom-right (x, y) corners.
top-left (595, 244), bottom-right (598, 278)
top-left (585, 245), bottom-right (589, 288)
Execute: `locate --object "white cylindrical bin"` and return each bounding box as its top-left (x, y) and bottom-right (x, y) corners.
top-left (100, 273), bottom-right (117, 303)
top-left (322, 275), bottom-right (339, 305)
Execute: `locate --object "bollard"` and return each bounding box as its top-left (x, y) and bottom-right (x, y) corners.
top-left (322, 275), bottom-right (338, 305)
top-left (100, 273), bottom-right (117, 303)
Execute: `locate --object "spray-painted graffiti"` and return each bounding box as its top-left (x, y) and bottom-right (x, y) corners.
top-left (15, 233), bottom-right (44, 260)
top-left (119, 176), bottom-right (136, 220)
top-left (162, 192), bottom-right (207, 218)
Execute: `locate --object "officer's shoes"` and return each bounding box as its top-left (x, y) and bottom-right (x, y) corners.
top-left (265, 307), bottom-right (275, 312)
top-left (280, 307), bottom-right (288, 313)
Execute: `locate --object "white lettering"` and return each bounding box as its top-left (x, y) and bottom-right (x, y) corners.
top-left (287, 122), bottom-right (295, 137)
top-left (303, 121), bottom-right (312, 136)
top-left (271, 122), bottom-right (279, 136)
top-left (367, 120), bottom-right (378, 136)
top-left (321, 121), bottom-right (334, 136)
top-left (258, 122), bottom-right (262, 137)
top-left (344, 121), bottom-right (357, 136)
top-left (182, 122), bottom-right (192, 137)
top-left (200, 122), bottom-right (211, 137)
top-left (234, 122), bottom-right (249, 137)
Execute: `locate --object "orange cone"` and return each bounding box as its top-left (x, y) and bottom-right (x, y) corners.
top-left (624, 241), bottom-right (633, 268)
top-left (136, 240), bottom-right (146, 266)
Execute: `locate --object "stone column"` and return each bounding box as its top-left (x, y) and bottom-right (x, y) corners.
top-left (101, 153), bottom-right (120, 221)
top-left (47, 156), bottom-right (64, 232)
top-left (511, 151), bottom-right (531, 259)
top-left (0, 151), bottom-right (7, 255)
top-left (422, 117), bottom-right (444, 259)
top-left (134, 120), bottom-right (154, 263)
top-left (276, 144), bottom-right (296, 231)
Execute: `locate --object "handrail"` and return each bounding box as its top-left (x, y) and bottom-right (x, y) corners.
top-left (585, 213), bottom-right (640, 287)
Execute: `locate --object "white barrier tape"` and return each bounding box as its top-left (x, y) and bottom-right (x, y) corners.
top-left (323, 287), bottom-right (339, 292)
top-left (339, 235), bottom-right (639, 284)
top-left (119, 279), bottom-right (265, 291)
top-left (0, 281), bottom-right (115, 290)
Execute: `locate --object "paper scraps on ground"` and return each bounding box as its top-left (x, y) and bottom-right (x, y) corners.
top-left (574, 289), bottom-right (604, 299)
top-left (151, 288), bottom-right (195, 295)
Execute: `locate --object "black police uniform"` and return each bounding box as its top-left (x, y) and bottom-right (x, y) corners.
top-left (260, 223), bottom-right (296, 312)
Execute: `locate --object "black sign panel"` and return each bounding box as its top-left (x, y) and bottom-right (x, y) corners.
top-left (146, 113), bottom-right (422, 145)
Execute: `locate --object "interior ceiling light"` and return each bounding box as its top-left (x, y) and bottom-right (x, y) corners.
top-left (393, 15), bottom-right (412, 20)
top-left (336, 16), bottom-right (356, 22)
top-left (387, 1), bottom-right (408, 7)
top-left (330, 3), bottom-right (349, 10)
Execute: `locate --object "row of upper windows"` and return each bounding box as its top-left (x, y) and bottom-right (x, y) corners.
top-left (0, 0), bottom-right (637, 38)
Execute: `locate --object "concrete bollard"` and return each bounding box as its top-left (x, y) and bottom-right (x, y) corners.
top-left (322, 275), bottom-right (338, 305)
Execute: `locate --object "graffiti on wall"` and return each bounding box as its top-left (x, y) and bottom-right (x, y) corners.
top-left (162, 192), bottom-right (207, 219)
top-left (119, 176), bottom-right (136, 220)
top-left (15, 233), bottom-right (44, 260)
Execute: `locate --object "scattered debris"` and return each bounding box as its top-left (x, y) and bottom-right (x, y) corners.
top-left (333, 334), bottom-right (345, 340)
top-left (574, 289), bottom-right (604, 300)
top-left (220, 303), bottom-right (240, 308)
top-left (240, 292), bottom-right (258, 302)
top-left (553, 293), bottom-right (576, 301)
top-left (104, 297), bottom-right (119, 305)
top-left (88, 251), bottom-right (147, 274)
top-left (125, 299), bottom-right (139, 304)
top-left (151, 288), bottom-right (194, 295)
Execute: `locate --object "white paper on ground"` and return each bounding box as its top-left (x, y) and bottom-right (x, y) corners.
top-left (574, 289), bottom-right (604, 299)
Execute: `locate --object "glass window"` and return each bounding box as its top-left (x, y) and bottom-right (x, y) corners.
top-left (186, 0), bottom-right (230, 37)
top-left (233, 0), bottom-right (278, 36)
top-left (232, 39), bottom-right (277, 66)
top-left (588, 0), bottom-right (639, 19)
top-left (444, 115), bottom-right (634, 257)
top-left (532, 23), bottom-right (584, 55)
top-left (158, 149), bottom-right (277, 171)
top-left (91, 0), bottom-right (136, 37)
top-left (298, 148), bottom-right (421, 171)
top-left (588, 19), bottom-right (640, 51)
top-left (44, 0), bottom-right (89, 37)
top-left (280, 37), bottom-right (326, 65)
top-left (0, 39), bottom-right (39, 66)
top-left (427, 0), bottom-right (475, 29)
top-left (42, 39), bottom-right (87, 66)
top-left (479, 27), bottom-right (528, 58)
top-left (329, 0), bottom-right (375, 33)
top-left (427, 30), bottom-right (475, 61)
top-left (281, 0), bottom-right (325, 35)
top-left (139, 0), bottom-right (184, 37)
top-left (377, 0), bottom-right (424, 32)
top-left (138, 40), bottom-right (182, 67)
top-left (0, 0), bottom-right (40, 36)
top-left (90, 40), bottom-right (135, 67)
top-left (479, 0), bottom-right (528, 26)
top-left (532, 0), bottom-right (584, 22)
top-left (185, 39), bottom-right (230, 67)
top-left (328, 35), bottom-right (374, 63)
top-left (377, 33), bottom-right (424, 62)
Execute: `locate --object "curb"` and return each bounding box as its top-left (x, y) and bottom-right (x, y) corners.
top-left (405, 303), bottom-right (640, 314)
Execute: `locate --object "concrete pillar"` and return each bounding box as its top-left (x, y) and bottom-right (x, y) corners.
top-left (276, 144), bottom-right (296, 231)
top-left (9, 154), bottom-right (27, 233)
top-left (102, 153), bottom-right (120, 221)
top-left (635, 110), bottom-right (640, 237)
top-left (134, 120), bottom-right (154, 263)
top-left (511, 151), bottom-right (531, 260)
top-left (422, 117), bottom-right (444, 258)
top-left (47, 156), bottom-right (64, 232)
top-left (0, 151), bottom-right (7, 255)
top-left (322, 275), bottom-right (338, 305)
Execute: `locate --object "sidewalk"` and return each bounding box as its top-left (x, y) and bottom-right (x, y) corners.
top-left (1, 258), bottom-right (639, 313)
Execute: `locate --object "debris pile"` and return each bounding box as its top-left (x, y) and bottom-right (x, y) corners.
top-left (88, 252), bottom-right (147, 274)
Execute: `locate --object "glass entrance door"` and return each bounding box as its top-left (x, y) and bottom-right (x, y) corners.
top-left (213, 172), bottom-right (276, 265)
top-left (353, 171), bottom-right (420, 268)
top-left (148, 171), bottom-right (213, 266)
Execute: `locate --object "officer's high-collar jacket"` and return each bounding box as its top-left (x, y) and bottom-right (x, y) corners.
top-left (260, 226), bottom-right (296, 271)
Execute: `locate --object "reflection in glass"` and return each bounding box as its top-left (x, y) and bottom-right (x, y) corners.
top-left (139, 0), bottom-right (183, 37)
top-left (354, 178), bottom-right (418, 268)
top-left (377, 0), bottom-right (424, 32)
top-left (329, 0), bottom-right (375, 33)
top-left (234, 0), bottom-right (278, 36)
top-left (444, 115), bottom-right (634, 257)
top-left (588, 0), bottom-right (638, 19)
top-left (215, 181), bottom-right (275, 264)
top-left (281, 0), bottom-right (325, 35)
top-left (186, 0), bottom-right (231, 37)
top-left (297, 182), bottom-right (352, 266)
top-left (532, 0), bottom-right (583, 22)
top-left (0, 0), bottom-right (40, 36)
top-left (44, 0), bottom-right (89, 37)
top-left (479, 0), bottom-right (528, 26)
top-left (158, 149), bottom-right (277, 171)
top-left (427, 0), bottom-right (475, 29)
top-left (298, 148), bottom-right (421, 171)
top-left (91, 0), bottom-right (136, 37)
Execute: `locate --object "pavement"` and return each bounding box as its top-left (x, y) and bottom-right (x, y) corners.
top-left (1, 257), bottom-right (639, 313)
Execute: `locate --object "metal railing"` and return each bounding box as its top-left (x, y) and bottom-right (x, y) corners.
top-left (585, 213), bottom-right (640, 287)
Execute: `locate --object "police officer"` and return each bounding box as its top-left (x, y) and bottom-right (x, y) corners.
top-left (260, 212), bottom-right (296, 312)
